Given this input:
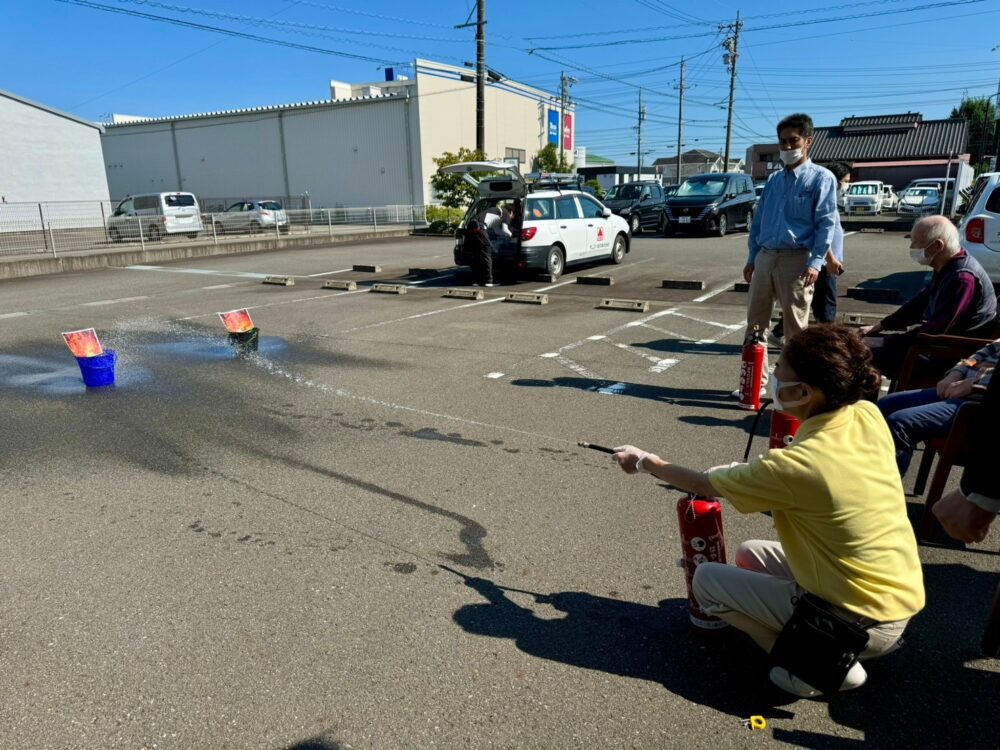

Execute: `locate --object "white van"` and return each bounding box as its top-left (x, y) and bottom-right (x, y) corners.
top-left (845, 181), bottom-right (885, 215)
top-left (108, 192), bottom-right (204, 242)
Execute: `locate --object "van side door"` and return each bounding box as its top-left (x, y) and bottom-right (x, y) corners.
top-left (578, 194), bottom-right (613, 259)
top-left (554, 195), bottom-right (586, 262)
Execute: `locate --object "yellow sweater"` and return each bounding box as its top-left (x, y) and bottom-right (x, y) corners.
top-left (709, 400), bottom-right (925, 622)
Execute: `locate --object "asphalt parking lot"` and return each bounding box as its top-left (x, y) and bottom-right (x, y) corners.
top-left (1, 231), bottom-right (997, 749)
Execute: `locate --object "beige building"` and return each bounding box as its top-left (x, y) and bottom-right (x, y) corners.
top-left (101, 59), bottom-right (573, 208)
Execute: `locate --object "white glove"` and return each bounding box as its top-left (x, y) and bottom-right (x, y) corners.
top-left (612, 445), bottom-right (658, 474)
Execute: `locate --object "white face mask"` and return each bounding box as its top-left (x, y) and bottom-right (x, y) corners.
top-left (779, 148), bottom-right (804, 166)
top-left (770, 377), bottom-right (809, 412)
top-left (910, 239), bottom-right (940, 266)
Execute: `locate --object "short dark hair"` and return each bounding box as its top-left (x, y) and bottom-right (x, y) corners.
top-left (827, 161), bottom-right (851, 182)
top-left (777, 113), bottom-right (814, 139)
top-left (783, 324), bottom-right (881, 411)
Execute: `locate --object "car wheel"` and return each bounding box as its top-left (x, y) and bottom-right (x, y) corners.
top-left (629, 214), bottom-right (641, 234)
top-left (716, 212), bottom-right (728, 237)
top-left (545, 245), bottom-right (564, 279)
top-left (109, 226), bottom-right (121, 243)
top-left (610, 234), bottom-right (626, 265)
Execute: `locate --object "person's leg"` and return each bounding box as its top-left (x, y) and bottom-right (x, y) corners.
top-left (880, 393), bottom-right (964, 475)
top-left (773, 249), bottom-right (814, 343)
top-left (745, 250), bottom-right (778, 387)
top-left (484, 246), bottom-right (494, 285)
top-left (693, 540), bottom-right (798, 652)
top-left (811, 266), bottom-right (837, 324)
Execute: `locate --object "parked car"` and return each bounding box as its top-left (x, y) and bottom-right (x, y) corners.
top-left (901, 177), bottom-right (964, 213)
top-left (845, 181), bottom-right (886, 215)
top-left (601, 181), bottom-right (666, 234)
top-left (958, 172), bottom-right (1000, 281)
top-left (108, 192), bottom-right (203, 242)
top-left (439, 161), bottom-right (630, 280)
top-left (212, 200), bottom-right (289, 234)
top-left (663, 172), bottom-right (756, 237)
top-left (897, 186), bottom-right (941, 216)
top-left (881, 185), bottom-right (899, 212)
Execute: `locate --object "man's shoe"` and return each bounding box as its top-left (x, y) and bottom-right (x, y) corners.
top-left (769, 662), bottom-right (867, 698)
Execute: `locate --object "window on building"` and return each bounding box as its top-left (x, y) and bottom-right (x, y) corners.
top-left (505, 147), bottom-right (526, 165)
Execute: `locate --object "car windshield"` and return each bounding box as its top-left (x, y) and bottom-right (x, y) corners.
top-left (848, 184), bottom-right (879, 195)
top-left (610, 185), bottom-right (643, 200)
top-left (907, 188), bottom-right (938, 198)
top-left (676, 177), bottom-right (726, 197)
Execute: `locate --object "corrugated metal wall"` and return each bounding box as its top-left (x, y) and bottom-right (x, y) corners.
top-left (101, 98), bottom-right (415, 207)
top-left (0, 95), bottom-right (110, 203)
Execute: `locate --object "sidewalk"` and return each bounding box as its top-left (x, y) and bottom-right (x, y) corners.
top-left (0, 224), bottom-right (414, 280)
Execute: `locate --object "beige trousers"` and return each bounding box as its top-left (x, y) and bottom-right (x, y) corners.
top-left (692, 539), bottom-right (908, 656)
top-left (746, 248), bottom-right (814, 385)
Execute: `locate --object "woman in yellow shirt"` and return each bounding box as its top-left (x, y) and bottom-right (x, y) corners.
top-left (613, 324), bottom-right (925, 697)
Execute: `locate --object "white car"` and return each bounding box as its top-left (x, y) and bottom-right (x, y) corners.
top-left (440, 161), bottom-right (630, 280)
top-left (897, 187), bottom-right (941, 216)
top-left (845, 181), bottom-right (885, 215)
top-left (881, 185), bottom-right (899, 212)
top-left (958, 172), bottom-right (1000, 281)
top-left (212, 200), bottom-right (288, 234)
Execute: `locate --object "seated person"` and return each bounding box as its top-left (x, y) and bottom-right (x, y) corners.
top-left (861, 215), bottom-right (996, 380)
top-left (612, 324), bottom-right (925, 697)
top-left (878, 337), bottom-right (998, 475)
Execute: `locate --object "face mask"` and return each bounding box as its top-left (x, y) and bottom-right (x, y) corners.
top-left (779, 148), bottom-right (803, 166)
top-left (770, 377), bottom-right (809, 412)
top-left (910, 243), bottom-right (935, 266)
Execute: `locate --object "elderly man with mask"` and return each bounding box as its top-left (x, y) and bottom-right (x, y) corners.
top-left (862, 215), bottom-right (997, 381)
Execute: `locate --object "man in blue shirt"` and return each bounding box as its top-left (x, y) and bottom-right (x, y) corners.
top-left (735, 113), bottom-right (838, 398)
top-left (772, 161), bottom-right (849, 342)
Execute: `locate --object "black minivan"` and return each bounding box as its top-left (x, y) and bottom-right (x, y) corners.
top-left (663, 172), bottom-right (756, 237)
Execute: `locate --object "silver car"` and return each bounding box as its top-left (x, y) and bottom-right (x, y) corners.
top-left (212, 200), bottom-right (288, 234)
top-left (897, 187), bottom-right (941, 216)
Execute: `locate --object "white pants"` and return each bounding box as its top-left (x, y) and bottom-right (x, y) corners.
top-left (692, 539), bottom-right (908, 655)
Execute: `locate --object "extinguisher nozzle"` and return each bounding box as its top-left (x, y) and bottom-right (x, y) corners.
top-left (578, 441), bottom-right (615, 454)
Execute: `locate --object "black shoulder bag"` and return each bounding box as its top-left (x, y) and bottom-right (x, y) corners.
top-left (769, 593), bottom-right (872, 696)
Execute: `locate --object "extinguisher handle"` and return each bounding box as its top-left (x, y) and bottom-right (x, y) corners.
top-left (743, 400), bottom-right (773, 462)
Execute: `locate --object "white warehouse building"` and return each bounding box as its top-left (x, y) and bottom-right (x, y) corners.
top-left (0, 89), bottom-right (111, 203)
top-left (100, 59), bottom-right (575, 208)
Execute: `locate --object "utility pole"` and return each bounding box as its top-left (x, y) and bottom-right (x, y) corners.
top-left (455, 1), bottom-right (487, 155)
top-left (721, 11), bottom-right (742, 172)
top-left (559, 71), bottom-right (577, 169)
top-left (637, 88), bottom-right (647, 179)
top-left (476, 0), bottom-right (486, 154)
top-left (676, 58), bottom-right (685, 185)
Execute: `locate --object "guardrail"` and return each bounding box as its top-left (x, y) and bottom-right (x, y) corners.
top-left (0, 203), bottom-right (428, 257)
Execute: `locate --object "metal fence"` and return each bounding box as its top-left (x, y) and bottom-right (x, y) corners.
top-left (0, 201), bottom-right (428, 257)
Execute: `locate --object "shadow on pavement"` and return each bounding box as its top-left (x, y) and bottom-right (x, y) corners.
top-left (853, 269), bottom-right (929, 299)
top-left (639, 340), bottom-right (743, 357)
top-left (284, 735), bottom-right (343, 750)
top-left (449, 563), bottom-right (1000, 747)
top-left (510, 377), bottom-right (736, 410)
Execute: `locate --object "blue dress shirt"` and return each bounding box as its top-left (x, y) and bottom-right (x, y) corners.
top-left (748, 160), bottom-right (838, 271)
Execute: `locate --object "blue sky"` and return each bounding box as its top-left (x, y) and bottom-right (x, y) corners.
top-left (4, 0), bottom-right (999, 164)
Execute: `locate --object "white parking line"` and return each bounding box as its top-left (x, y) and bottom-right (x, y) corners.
top-left (609, 341), bottom-right (679, 372)
top-left (664, 310), bottom-right (743, 330)
top-left (306, 268), bottom-right (354, 277)
top-left (0, 311), bottom-right (29, 319)
top-left (693, 280), bottom-right (741, 303)
top-left (200, 284), bottom-right (236, 290)
top-left (80, 299), bottom-right (119, 307)
top-left (124, 265), bottom-right (274, 279)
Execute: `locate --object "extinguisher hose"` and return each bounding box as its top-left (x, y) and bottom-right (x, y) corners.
top-left (743, 400), bottom-right (773, 462)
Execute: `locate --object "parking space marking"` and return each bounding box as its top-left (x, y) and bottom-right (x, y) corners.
top-left (485, 372), bottom-right (505, 379)
top-left (693, 280), bottom-right (741, 303)
top-left (554, 355), bottom-right (602, 380)
top-left (124, 265), bottom-right (274, 279)
top-left (608, 341), bottom-right (679, 372)
top-left (631, 322), bottom-right (687, 339)
top-left (306, 268), bottom-right (354, 277)
top-left (199, 284), bottom-right (236, 290)
top-left (664, 310), bottom-right (743, 330)
top-left (0, 311), bottom-right (29, 319)
top-left (174, 289), bottom-right (368, 321)
top-left (81, 299), bottom-right (121, 307)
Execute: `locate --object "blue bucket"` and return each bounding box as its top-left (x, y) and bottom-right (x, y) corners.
top-left (76, 350), bottom-right (117, 388)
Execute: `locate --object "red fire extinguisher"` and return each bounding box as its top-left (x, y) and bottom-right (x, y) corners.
top-left (738, 325), bottom-right (765, 412)
top-left (769, 410), bottom-right (801, 450)
top-left (676, 495), bottom-right (728, 630)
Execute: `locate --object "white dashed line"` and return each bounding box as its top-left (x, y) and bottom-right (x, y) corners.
top-left (81, 300), bottom-right (119, 307)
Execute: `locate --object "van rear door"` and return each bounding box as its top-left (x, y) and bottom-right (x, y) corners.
top-left (162, 193), bottom-right (203, 231)
top-left (439, 162), bottom-right (526, 199)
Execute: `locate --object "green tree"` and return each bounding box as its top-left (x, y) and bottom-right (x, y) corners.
top-left (430, 147), bottom-right (486, 208)
top-left (533, 143), bottom-right (572, 172)
top-left (951, 96), bottom-right (997, 171)
top-left (584, 179), bottom-right (604, 199)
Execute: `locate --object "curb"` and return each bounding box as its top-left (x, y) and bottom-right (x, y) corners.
top-left (0, 228), bottom-right (412, 281)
